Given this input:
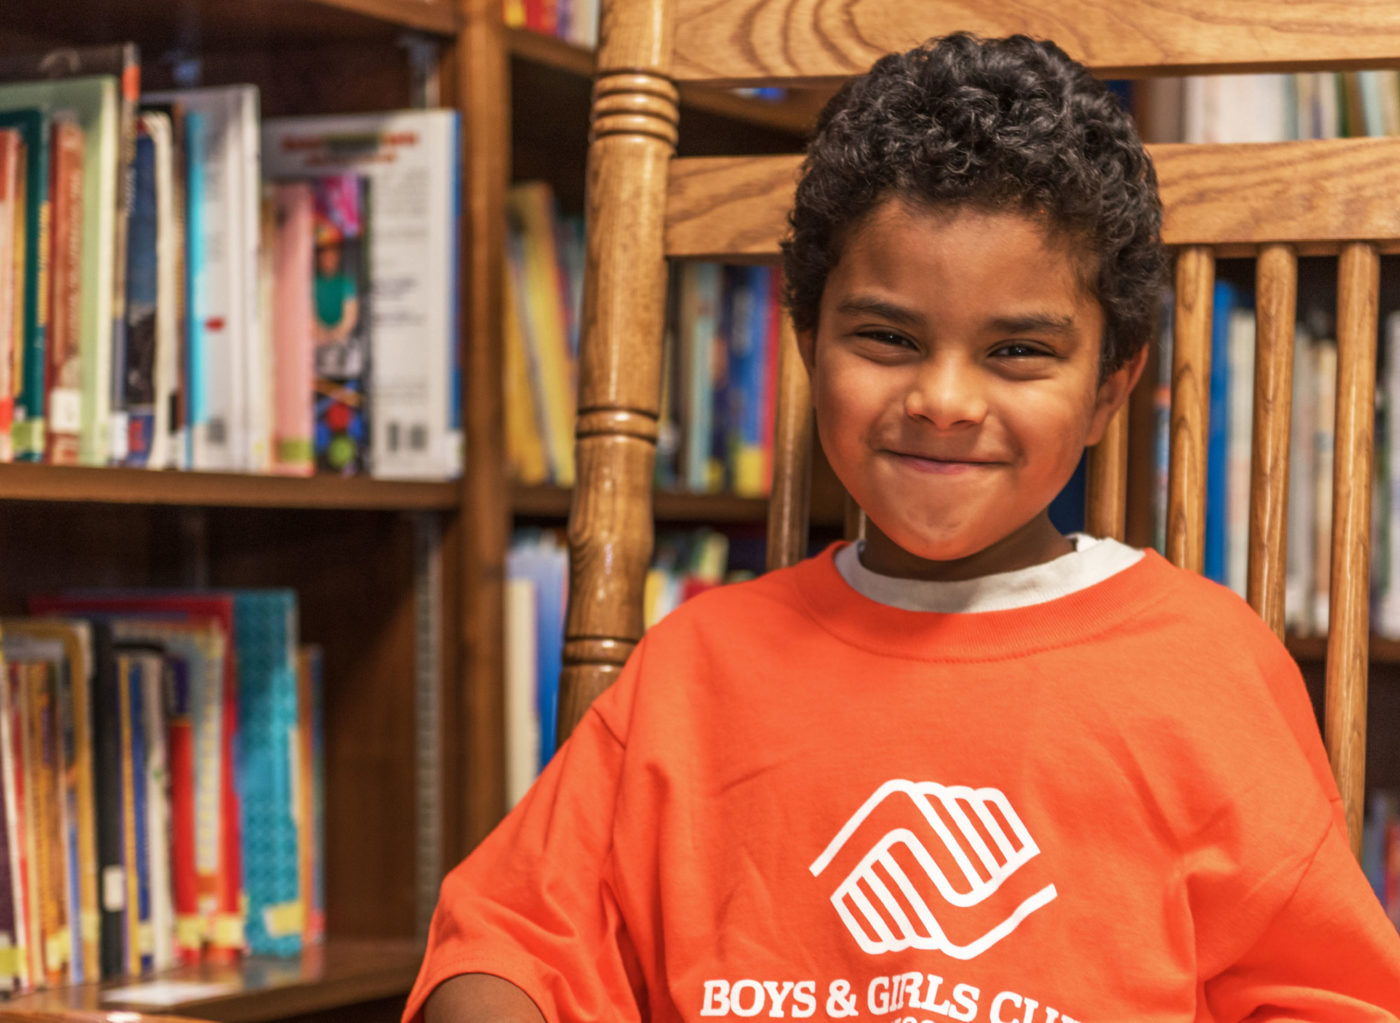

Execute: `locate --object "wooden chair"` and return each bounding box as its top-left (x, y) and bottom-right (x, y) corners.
top-left (562, 1), bottom-right (1400, 857)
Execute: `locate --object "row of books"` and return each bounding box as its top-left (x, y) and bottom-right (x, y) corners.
top-left (505, 182), bottom-right (781, 497)
top-left (0, 42), bottom-right (461, 480)
top-left (1148, 281), bottom-right (1400, 639)
top-left (1147, 69), bottom-right (1400, 142)
top-left (503, 527), bottom-right (759, 805)
top-left (0, 590), bottom-right (323, 994)
top-left (505, 0), bottom-right (600, 49)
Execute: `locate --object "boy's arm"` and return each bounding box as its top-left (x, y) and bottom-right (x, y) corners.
top-left (1204, 819), bottom-right (1400, 1020)
top-left (423, 975), bottom-right (545, 1023)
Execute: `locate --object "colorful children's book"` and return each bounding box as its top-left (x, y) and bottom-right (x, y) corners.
top-left (45, 116), bottom-right (84, 466)
top-left (263, 109), bottom-right (463, 480)
top-left (295, 646), bottom-right (324, 948)
top-left (0, 108), bottom-right (49, 462)
top-left (308, 175), bottom-right (370, 476)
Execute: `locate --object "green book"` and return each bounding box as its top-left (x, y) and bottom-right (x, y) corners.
top-left (0, 76), bottom-right (120, 466)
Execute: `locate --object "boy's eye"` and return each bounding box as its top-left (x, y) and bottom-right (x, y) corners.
top-left (994, 342), bottom-right (1051, 358)
top-left (858, 329), bottom-right (914, 348)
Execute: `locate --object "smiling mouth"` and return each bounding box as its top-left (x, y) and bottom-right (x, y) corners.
top-left (887, 451), bottom-right (999, 472)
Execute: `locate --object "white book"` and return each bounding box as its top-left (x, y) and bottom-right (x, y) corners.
top-left (262, 110), bottom-right (463, 480)
top-left (503, 576), bottom-right (540, 809)
top-left (145, 85), bottom-right (260, 472)
top-left (1226, 306), bottom-right (1256, 597)
top-left (138, 656), bottom-right (175, 972)
top-left (142, 112), bottom-right (178, 471)
top-left (1377, 312), bottom-right (1400, 637)
top-left (1313, 338), bottom-right (1337, 634)
top-left (1285, 325), bottom-right (1317, 635)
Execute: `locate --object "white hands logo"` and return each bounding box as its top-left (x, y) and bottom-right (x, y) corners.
top-left (810, 780), bottom-right (1056, 959)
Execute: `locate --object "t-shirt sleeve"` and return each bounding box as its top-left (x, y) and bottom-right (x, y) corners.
top-left (1203, 816), bottom-right (1400, 1020)
top-left (401, 673), bottom-right (644, 1023)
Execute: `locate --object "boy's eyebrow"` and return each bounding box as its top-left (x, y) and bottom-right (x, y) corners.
top-left (834, 296), bottom-right (926, 328)
top-left (987, 314), bottom-right (1078, 335)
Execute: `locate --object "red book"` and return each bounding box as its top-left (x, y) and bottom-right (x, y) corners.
top-left (44, 117), bottom-right (83, 465)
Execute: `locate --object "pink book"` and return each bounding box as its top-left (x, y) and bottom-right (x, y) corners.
top-left (270, 182), bottom-right (315, 476)
top-left (0, 129), bottom-right (19, 463)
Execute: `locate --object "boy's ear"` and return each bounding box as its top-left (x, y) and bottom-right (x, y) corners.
top-left (1087, 344), bottom-right (1149, 446)
top-left (795, 327), bottom-right (817, 375)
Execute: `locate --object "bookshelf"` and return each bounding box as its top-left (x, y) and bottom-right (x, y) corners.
top-left (0, 0), bottom-right (502, 1020)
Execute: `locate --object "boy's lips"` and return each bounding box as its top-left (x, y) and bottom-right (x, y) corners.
top-left (885, 450), bottom-right (1001, 473)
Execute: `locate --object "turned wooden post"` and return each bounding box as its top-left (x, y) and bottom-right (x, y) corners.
top-left (559, 0), bottom-right (678, 745)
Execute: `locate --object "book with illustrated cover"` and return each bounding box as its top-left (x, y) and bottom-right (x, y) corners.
top-left (270, 182), bottom-right (314, 476)
top-left (122, 124), bottom-right (159, 467)
top-left (309, 174), bottom-right (370, 476)
top-left (263, 109), bottom-right (462, 480)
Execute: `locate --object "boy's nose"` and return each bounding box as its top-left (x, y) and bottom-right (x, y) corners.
top-left (904, 360), bottom-right (988, 429)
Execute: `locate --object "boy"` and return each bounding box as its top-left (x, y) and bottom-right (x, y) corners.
top-left (410, 34), bottom-right (1400, 1021)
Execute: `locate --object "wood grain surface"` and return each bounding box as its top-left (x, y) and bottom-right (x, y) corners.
top-left (1327, 242), bottom-right (1379, 856)
top-left (670, 0), bottom-right (1400, 85)
top-left (1248, 244), bottom-right (1297, 639)
top-left (666, 139), bottom-right (1400, 258)
top-left (1165, 247), bottom-right (1214, 575)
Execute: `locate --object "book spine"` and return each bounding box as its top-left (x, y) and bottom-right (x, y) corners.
top-left (0, 131), bottom-right (17, 464)
top-left (121, 128), bottom-right (159, 467)
top-left (270, 183), bottom-right (315, 476)
top-left (12, 115), bottom-right (48, 463)
top-left (1204, 279), bottom-right (1233, 584)
top-left (44, 119), bottom-right (84, 466)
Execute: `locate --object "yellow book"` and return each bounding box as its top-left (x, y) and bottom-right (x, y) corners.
top-left (506, 182), bottom-right (576, 486)
top-left (503, 260), bottom-right (548, 486)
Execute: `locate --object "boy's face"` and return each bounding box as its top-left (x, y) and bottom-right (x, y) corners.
top-left (797, 200), bottom-right (1145, 581)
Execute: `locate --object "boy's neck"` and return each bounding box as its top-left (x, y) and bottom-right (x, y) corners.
top-left (858, 512), bottom-right (1073, 582)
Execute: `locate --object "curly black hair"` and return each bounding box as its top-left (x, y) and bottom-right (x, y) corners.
top-left (781, 33), bottom-right (1167, 375)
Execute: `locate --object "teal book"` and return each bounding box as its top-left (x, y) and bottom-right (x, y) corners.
top-left (232, 590), bottom-right (301, 957)
top-left (0, 108), bottom-right (47, 461)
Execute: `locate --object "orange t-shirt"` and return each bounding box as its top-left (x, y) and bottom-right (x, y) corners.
top-left (405, 546), bottom-right (1400, 1022)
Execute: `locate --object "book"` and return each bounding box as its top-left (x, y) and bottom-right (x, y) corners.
top-left (144, 86), bottom-right (260, 472)
top-left (121, 123), bottom-right (160, 467)
top-left (678, 262), bottom-right (722, 492)
top-left (1225, 303), bottom-right (1256, 598)
top-left (0, 108), bottom-right (49, 462)
top-left (1204, 279), bottom-right (1237, 585)
top-left (44, 116), bottom-right (84, 465)
top-left (503, 575), bottom-right (539, 807)
top-left (270, 182), bottom-right (315, 476)
top-left (1313, 335), bottom-right (1338, 633)
top-left (262, 109), bottom-right (463, 480)
top-left (294, 646), bottom-right (324, 948)
top-left (506, 182), bottom-right (575, 486)
top-left (309, 174), bottom-right (371, 476)
top-left (0, 77), bottom-right (122, 467)
top-left (140, 111), bottom-right (178, 471)
top-left (0, 128), bottom-right (20, 464)
top-left (502, 256), bottom-right (548, 486)
top-left (0, 628), bottom-right (23, 993)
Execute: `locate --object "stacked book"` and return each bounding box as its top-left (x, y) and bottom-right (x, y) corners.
top-left (0, 589), bottom-right (325, 992)
top-left (0, 43), bottom-right (462, 480)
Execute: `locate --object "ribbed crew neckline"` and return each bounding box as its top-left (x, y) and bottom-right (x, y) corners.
top-left (788, 543), bottom-right (1178, 662)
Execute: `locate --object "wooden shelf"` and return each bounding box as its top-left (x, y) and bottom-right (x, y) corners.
top-left (0, 464), bottom-right (458, 511)
top-left (0, 0), bottom-right (459, 51)
top-left (514, 483), bottom-right (845, 527)
top-left (1287, 634), bottom-right (1400, 664)
top-left (0, 939), bottom-right (421, 1022)
top-left (505, 27), bottom-right (826, 136)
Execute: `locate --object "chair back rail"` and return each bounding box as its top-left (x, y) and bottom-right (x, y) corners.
top-left (669, 0), bottom-right (1400, 85)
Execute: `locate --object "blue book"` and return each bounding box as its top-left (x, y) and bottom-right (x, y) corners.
top-left (183, 110), bottom-right (207, 470)
top-left (231, 590), bottom-right (301, 957)
top-left (1205, 279), bottom-right (1237, 584)
top-left (509, 533), bottom-right (567, 770)
top-left (123, 129), bottom-right (158, 466)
